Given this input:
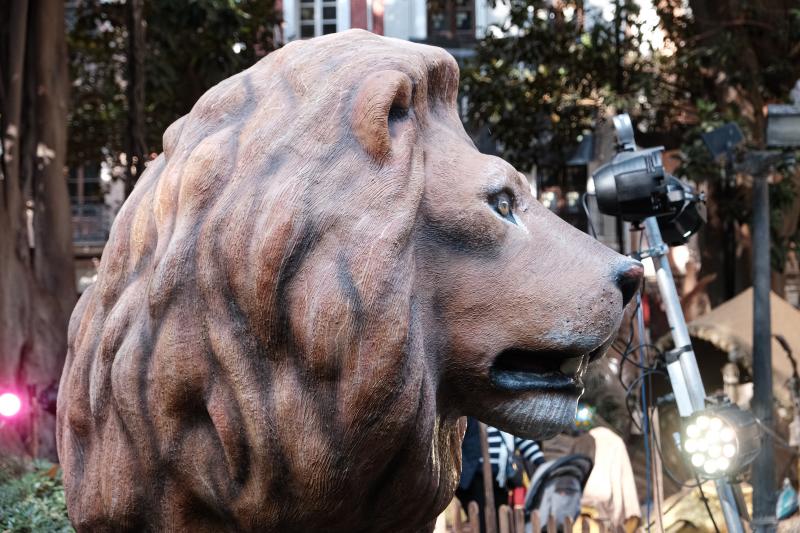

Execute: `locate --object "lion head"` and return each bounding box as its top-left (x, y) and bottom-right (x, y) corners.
top-left (57, 30), bottom-right (641, 532)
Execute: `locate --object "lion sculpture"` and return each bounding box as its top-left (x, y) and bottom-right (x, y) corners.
top-left (57, 30), bottom-right (642, 532)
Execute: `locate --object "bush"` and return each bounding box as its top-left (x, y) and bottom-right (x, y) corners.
top-left (0, 458), bottom-right (73, 533)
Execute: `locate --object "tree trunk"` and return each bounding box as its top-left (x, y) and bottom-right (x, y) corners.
top-left (0, 0), bottom-right (74, 460)
top-left (126, 0), bottom-right (147, 194)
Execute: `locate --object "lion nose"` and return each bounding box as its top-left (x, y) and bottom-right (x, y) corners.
top-left (615, 260), bottom-right (643, 308)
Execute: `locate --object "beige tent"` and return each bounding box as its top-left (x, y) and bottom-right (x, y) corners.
top-left (658, 480), bottom-right (752, 532)
top-left (682, 287), bottom-right (800, 406)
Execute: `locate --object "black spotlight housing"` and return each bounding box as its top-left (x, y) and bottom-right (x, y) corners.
top-left (592, 114), bottom-right (707, 245)
top-left (593, 146), bottom-right (671, 221)
top-left (655, 176), bottom-right (708, 246)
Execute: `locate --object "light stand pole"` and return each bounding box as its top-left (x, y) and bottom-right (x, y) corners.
top-left (749, 99), bottom-right (800, 530)
top-left (734, 148), bottom-right (791, 531)
top-left (642, 217), bottom-right (745, 533)
top-left (751, 171), bottom-right (776, 532)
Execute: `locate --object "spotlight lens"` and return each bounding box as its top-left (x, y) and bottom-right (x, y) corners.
top-left (683, 406), bottom-right (758, 478)
top-left (723, 444), bottom-right (736, 458)
top-left (0, 392), bottom-right (21, 418)
top-left (721, 427), bottom-right (735, 442)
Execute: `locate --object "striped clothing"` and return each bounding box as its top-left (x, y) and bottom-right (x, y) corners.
top-left (484, 426), bottom-right (545, 471)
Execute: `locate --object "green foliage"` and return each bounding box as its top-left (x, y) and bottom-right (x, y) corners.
top-left (656, 2), bottom-right (800, 273)
top-left (0, 459), bottom-right (73, 533)
top-left (671, 100), bottom-right (746, 221)
top-left (465, 0), bottom-right (800, 275)
top-left (144, 0), bottom-right (280, 152)
top-left (461, 1), bottom-right (654, 174)
top-left (656, 1), bottom-right (800, 134)
top-left (672, 98), bottom-right (800, 272)
top-left (67, 0), bottom-right (280, 166)
top-left (67, 1), bottom-right (128, 167)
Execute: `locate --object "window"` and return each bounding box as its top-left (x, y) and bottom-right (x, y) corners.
top-left (299, 0), bottom-right (338, 38)
top-left (428, 0), bottom-right (474, 44)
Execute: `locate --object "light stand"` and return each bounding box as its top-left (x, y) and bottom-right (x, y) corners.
top-left (589, 113), bottom-right (760, 531)
top-left (640, 217), bottom-right (745, 532)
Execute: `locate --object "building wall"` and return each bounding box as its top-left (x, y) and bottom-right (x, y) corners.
top-left (281, 0), bottom-right (509, 43)
top-left (339, 0), bottom-right (352, 32)
top-left (282, 0), bottom-right (297, 40)
top-left (382, 0), bottom-right (426, 40)
top-left (474, 1), bottom-right (508, 39)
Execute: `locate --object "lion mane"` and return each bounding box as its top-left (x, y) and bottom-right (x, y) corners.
top-left (58, 30), bottom-right (465, 532)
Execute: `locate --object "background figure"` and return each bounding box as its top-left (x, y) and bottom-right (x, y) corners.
top-left (579, 425), bottom-right (641, 532)
top-left (457, 417), bottom-right (545, 532)
top-left (525, 453), bottom-right (594, 531)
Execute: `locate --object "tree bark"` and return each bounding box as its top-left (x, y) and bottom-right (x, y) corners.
top-left (0, 0), bottom-right (74, 460)
top-left (126, 0), bottom-right (147, 194)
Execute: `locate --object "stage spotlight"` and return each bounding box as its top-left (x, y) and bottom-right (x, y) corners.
top-left (681, 404), bottom-right (761, 479)
top-left (591, 114), bottom-right (706, 245)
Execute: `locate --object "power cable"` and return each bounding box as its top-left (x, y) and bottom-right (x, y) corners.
top-left (647, 372), bottom-right (666, 533)
top-left (754, 417), bottom-right (798, 451)
top-left (637, 293), bottom-right (651, 532)
top-left (695, 473), bottom-right (722, 533)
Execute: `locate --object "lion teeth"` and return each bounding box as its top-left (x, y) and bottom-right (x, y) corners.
top-left (577, 355), bottom-right (589, 377)
top-left (560, 357), bottom-right (582, 377)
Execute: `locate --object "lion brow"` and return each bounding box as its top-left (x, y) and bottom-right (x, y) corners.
top-left (425, 57), bottom-right (459, 105)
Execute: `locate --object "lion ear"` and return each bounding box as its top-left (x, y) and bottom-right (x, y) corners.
top-left (351, 70), bottom-right (414, 163)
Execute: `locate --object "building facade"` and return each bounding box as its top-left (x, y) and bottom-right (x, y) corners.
top-left (279, 0), bottom-right (509, 55)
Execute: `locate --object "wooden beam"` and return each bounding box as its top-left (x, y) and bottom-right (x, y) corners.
top-left (478, 422), bottom-right (497, 533)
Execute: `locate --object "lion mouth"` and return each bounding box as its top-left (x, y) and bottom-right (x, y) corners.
top-left (489, 346), bottom-right (601, 393)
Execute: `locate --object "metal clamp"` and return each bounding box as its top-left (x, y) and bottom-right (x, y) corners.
top-left (665, 345), bottom-right (693, 364)
top-left (631, 243), bottom-right (669, 262)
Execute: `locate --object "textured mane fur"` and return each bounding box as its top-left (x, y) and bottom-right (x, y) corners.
top-left (58, 30), bottom-right (464, 532)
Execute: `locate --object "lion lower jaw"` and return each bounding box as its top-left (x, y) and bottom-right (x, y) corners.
top-left (478, 390), bottom-right (580, 441)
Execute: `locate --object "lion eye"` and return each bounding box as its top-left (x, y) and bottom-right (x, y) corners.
top-left (492, 193), bottom-right (515, 222)
top-left (497, 198), bottom-right (511, 217)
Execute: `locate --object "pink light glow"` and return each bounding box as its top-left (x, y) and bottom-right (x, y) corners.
top-left (0, 392), bottom-right (22, 418)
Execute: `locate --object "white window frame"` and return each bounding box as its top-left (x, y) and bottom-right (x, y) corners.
top-left (298, 0), bottom-right (341, 38)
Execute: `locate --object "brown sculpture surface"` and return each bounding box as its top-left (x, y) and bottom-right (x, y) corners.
top-left (57, 30), bottom-right (642, 532)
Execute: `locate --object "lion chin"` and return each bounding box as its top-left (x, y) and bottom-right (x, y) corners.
top-left (57, 29), bottom-right (641, 533)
